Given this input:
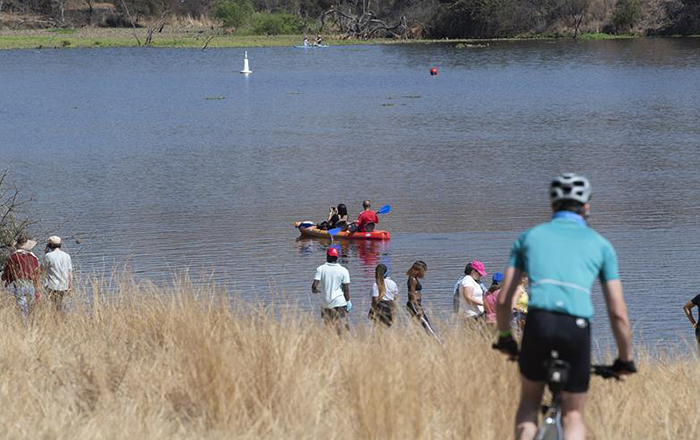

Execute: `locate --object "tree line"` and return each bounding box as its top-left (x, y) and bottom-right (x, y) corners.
top-left (2, 0), bottom-right (699, 37)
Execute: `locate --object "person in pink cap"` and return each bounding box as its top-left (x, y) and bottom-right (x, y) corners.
top-left (453, 259), bottom-right (487, 320)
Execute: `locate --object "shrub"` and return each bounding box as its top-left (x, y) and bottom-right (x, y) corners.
top-left (612, 0), bottom-right (642, 32)
top-left (251, 13), bottom-right (310, 35)
top-left (213, 0), bottom-right (254, 28)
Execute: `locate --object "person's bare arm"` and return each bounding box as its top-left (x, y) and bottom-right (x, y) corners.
top-left (342, 283), bottom-right (350, 302)
top-left (602, 279), bottom-right (632, 362)
top-left (461, 284), bottom-right (483, 308)
top-left (311, 280), bottom-right (320, 294)
top-left (684, 301), bottom-right (697, 328)
top-left (496, 267), bottom-right (524, 332)
top-left (483, 292), bottom-right (495, 315)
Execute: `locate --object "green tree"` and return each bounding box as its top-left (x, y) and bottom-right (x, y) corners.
top-left (213, 0), bottom-right (254, 27)
top-left (612, 0), bottom-right (642, 32)
top-left (251, 12), bottom-right (309, 34)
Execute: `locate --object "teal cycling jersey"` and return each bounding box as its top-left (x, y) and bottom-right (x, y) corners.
top-left (508, 211), bottom-right (619, 319)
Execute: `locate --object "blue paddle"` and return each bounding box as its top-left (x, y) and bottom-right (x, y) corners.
top-left (328, 227), bottom-right (342, 236)
top-left (377, 204), bottom-right (391, 215)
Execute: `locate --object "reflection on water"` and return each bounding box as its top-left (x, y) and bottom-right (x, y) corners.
top-left (1, 39), bottom-right (700, 350)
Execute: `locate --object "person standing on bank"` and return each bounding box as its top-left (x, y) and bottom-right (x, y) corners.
top-left (682, 294), bottom-right (700, 352)
top-left (454, 260), bottom-right (487, 321)
top-left (1, 235), bottom-right (41, 321)
top-left (406, 260), bottom-right (440, 340)
top-left (43, 236), bottom-right (73, 312)
top-left (368, 263), bottom-right (398, 327)
top-left (312, 247), bottom-right (351, 333)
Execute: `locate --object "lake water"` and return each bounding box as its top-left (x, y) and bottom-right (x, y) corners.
top-left (1, 38), bottom-right (700, 351)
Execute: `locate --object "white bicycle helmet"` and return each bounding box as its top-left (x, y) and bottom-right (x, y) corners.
top-left (550, 173), bottom-right (591, 204)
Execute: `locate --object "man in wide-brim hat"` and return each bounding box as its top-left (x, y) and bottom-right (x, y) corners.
top-left (1, 235), bottom-right (41, 320)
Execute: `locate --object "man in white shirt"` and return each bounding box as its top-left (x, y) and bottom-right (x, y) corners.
top-left (43, 236), bottom-right (73, 312)
top-left (312, 247), bottom-right (351, 332)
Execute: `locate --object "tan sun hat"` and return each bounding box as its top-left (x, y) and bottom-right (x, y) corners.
top-left (47, 236), bottom-right (62, 246)
top-left (17, 239), bottom-right (37, 251)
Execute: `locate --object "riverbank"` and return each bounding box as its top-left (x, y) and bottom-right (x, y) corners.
top-left (0, 28), bottom-right (642, 50)
top-left (0, 279), bottom-right (696, 438)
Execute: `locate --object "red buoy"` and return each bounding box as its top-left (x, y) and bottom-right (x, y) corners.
top-left (430, 67), bottom-right (438, 76)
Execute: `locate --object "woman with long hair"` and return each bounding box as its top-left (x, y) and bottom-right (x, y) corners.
top-left (368, 263), bottom-right (398, 327)
top-left (317, 203), bottom-right (349, 230)
top-left (406, 261), bottom-right (440, 340)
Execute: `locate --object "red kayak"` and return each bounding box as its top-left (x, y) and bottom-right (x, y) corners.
top-left (295, 222), bottom-right (390, 241)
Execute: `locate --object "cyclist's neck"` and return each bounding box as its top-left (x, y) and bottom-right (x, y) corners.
top-left (552, 210), bottom-right (587, 226)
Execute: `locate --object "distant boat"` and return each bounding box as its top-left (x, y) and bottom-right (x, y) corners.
top-left (295, 44), bottom-right (329, 48)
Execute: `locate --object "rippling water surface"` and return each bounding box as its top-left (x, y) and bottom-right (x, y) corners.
top-left (1, 39), bottom-right (700, 349)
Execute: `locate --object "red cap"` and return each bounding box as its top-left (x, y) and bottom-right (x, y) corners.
top-left (327, 247), bottom-right (339, 258)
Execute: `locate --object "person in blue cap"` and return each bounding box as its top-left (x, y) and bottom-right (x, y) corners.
top-left (483, 272), bottom-right (505, 325)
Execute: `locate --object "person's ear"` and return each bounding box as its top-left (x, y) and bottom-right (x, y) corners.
top-left (583, 203), bottom-right (591, 218)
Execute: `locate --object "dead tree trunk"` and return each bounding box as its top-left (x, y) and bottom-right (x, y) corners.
top-left (320, 6), bottom-right (413, 39)
top-left (0, 171), bottom-right (37, 265)
top-left (145, 8), bottom-right (170, 46)
top-left (119, 0), bottom-right (141, 46)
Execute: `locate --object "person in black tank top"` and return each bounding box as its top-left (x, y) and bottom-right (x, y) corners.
top-left (406, 261), bottom-right (440, 341)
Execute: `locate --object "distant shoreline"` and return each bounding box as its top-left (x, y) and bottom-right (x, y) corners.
top-left (0, 28), bottom-right (653, 51)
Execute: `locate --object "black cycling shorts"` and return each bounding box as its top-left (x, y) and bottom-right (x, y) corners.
top-left (518, 309), bottom-right (591, 393)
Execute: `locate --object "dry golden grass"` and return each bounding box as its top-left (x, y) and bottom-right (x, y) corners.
top-left (0, 279), bottom-right (697, 439)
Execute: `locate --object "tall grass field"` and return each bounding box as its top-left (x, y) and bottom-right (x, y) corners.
top-left (0, 279), bottom-right (697, 439)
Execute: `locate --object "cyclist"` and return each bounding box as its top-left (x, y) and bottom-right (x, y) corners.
top-left (493, 173), bottom-right (636, 440)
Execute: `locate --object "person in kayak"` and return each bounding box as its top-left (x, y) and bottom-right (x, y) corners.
top-left (317, 204), bottom-right (348, 230)
top-left (314, 34), bottom-right (323, 46)
top-left (303, 35), bottom-right (309, 47)
top-left (406, 261), bottom-right (439, 339)
top-left (353, 200), bottom-right (379, 232)
top-left (368, 263), bottom-right (398, 327)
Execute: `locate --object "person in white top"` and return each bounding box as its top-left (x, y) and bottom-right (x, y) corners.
top-left (368, 263), bottom-right (398, 327)
top-left (43, 236), bottom-right (73, 312)
top-left (312, 247), bottom-right (351, 332)
top-left (454, 259), bottom-right (487, 319)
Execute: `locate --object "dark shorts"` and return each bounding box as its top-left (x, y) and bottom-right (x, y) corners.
top-left (695, 326), bottom-right (700, 344)
top-left (321, 306), bottom-right (347, 322)
top-left (518, 309), bottom-right (591, 393)
top-left (369, 301), bottom-right (394, 327)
